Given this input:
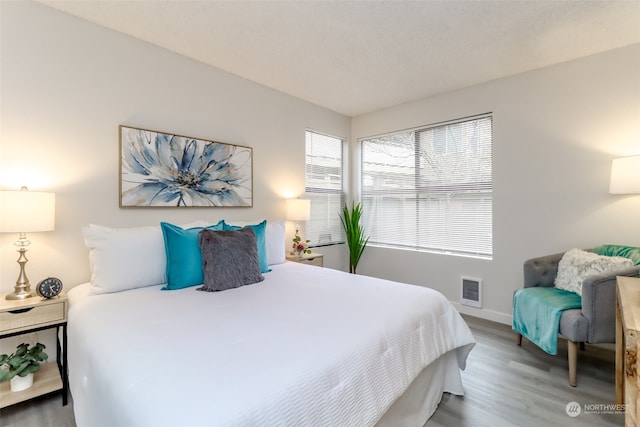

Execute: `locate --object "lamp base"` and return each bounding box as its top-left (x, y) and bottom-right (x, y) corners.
top-left (5, 289), bottom-right (35, 300)
top-left (5, 246), bottom-right (35, 300)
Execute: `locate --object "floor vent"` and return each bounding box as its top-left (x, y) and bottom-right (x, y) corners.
top-left (461, 276), bottom-right (482, 308)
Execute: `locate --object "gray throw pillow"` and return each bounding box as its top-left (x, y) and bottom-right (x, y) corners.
top-left (198, 227), bottom-right (265, 292)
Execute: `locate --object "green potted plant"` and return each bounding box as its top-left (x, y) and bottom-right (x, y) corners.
top-left (0, 342), bottom-right (48, 392)
top-left (340, 202), bottom-right (369, 274)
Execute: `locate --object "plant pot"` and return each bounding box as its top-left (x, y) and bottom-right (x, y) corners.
top-left (10, 373), bottom-right (33, 392)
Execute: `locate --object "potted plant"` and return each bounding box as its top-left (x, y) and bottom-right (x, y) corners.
top-left (292, 235), bottom-right (312, 257)
top-left (0, 343), bottom-right (48, 392)
top-left (340, 202), bottom-right (369, 274)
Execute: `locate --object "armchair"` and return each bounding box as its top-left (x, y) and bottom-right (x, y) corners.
top-left (515, 249), bottom-right (640, 387)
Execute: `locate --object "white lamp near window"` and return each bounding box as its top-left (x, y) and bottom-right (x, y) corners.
top-left (0, 187), bottom-right (56, 300)
top-left (286, 198), bottom-right (311, 256)
top-left (286, 198), bottom-right (311, 239)
top-left (609, 155), bottom-right (640, 195)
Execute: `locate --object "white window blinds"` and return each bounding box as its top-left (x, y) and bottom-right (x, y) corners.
top-left (360, 114), bottom-right (493, 258)
top-left (304, 130), bottom-right (345, 245)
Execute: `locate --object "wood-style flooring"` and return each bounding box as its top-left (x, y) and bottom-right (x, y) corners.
top-left (0, 315), bottom-right (622, 427)
top-left (427, 315), bottom-right (621, 427)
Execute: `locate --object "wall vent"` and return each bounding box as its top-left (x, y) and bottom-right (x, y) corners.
top-left (461, 276), bottom-right (482, 308)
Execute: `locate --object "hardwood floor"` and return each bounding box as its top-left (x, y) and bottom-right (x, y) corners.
top-left (0, 315), bottom-right (622, 427)
top-left (428, 315), bottom-right (622, 427)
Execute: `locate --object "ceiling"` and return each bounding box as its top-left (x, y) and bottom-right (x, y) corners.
top-left (38, 1), bottom-right (640, 117)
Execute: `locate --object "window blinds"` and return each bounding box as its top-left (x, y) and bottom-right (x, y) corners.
top-left (360, 114), bottom-right (493, 258)
top-left (304, 130), bottom-right (345, 245)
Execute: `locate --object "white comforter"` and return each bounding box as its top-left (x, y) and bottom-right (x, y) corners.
top-left (68, 262), bottom-right (474, 427)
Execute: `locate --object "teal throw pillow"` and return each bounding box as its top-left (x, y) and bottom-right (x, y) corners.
top-left (222, 220), bottom-right (271, 273)
top-left (161, 221), bottom-right (224, 290)
top-left (592, 244), bottom-right (640, 265)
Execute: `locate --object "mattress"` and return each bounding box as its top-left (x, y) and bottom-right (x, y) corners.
top-left (67, 262), bottom-right (475, 427)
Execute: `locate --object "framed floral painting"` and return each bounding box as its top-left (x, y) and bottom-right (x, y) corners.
top-left (119, 125), bottom-right (253, 207)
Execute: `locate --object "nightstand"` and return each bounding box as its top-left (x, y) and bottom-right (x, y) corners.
top-left (0, 294), bottom-right (68, 408)
top-left (286, 252), bottom-right (324, 267)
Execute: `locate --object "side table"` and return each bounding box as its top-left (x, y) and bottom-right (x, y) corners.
top-left (286, 252), bottom-right (324, 267)
top-left (0, 293), bottom-right (68, 408)
top-left (616, 276), bottom-right (640, 427)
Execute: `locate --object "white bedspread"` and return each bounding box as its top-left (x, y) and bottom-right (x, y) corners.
top-left (68, 262), bottom-right (474, 427)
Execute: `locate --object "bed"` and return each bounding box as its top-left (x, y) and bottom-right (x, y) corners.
top-left (68, 221), bottom-right (475, 427)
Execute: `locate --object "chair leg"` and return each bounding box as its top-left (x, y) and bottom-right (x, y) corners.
top-left (568, 340), bottom-right (578, 387)
top-left (516, 333), bottom-right (522, 346)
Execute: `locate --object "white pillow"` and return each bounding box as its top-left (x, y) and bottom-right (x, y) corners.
top-left (266, 221), bottom-right (286, 265)
top-left (83, 221), bottom-right (216, 295)
top-left (83, 225), bottom-right (166, 295)
top-left (554, 248), bottom-right (633, 295)
top-left (224, 219), bottom-right (286, 265)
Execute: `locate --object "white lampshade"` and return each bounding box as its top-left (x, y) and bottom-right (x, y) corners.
top-left (286, 198), bottom-right (311, 221)
top-left (610, 156), bottom-right (640, 195)
top-left (0, 190), bottom-right (56, 232)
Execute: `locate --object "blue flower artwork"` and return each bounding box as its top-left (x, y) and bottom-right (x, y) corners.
top-left (120, 126), bottom-right (252, 207)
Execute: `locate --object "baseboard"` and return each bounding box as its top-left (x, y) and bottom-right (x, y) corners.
top-left (450, 301), bottom-right (512, 325)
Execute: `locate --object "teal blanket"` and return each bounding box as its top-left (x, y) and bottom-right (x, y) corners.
top-left (512, 287), bottom-right (582, 355)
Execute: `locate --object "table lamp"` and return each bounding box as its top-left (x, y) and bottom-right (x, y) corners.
top-left (0, 187), bottom-right (55, 300)
top-left (610, 155), bottom-right (640, 195)
top-left (286, 198), bottom-right (311, 240)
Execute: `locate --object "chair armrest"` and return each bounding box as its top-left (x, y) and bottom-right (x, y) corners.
top-left (523, 252), bottom-right (564, 288)
top-left (582, 266), bottom-right (640, 343)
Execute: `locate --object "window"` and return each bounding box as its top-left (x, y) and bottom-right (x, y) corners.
top-left (304, 130), bottom-right (345, 246)
top-left (360, 114), bottom-right (493, 258)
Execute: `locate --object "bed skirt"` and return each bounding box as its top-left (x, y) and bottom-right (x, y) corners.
top-left (376, 351), bottom-right (463, 426)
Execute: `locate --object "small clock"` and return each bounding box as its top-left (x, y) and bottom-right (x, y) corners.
top-left (36, 277), bottom-right (63, 299)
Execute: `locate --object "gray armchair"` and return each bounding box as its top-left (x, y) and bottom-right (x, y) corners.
top-left (516, 251), bottom-right (640, 386)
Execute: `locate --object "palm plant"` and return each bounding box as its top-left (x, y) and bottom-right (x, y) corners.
top-left (340, 202), bottom-right (369, 274)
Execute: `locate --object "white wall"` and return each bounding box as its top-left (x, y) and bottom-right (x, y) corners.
top-left (1, 2), bottom-right (638, 328)
top-left (0, 1), bottom-right (351, 293)
top-left (352, 44), bottom-right (640, 324)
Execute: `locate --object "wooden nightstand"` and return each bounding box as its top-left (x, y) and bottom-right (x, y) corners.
top-left (616, 276), bottom-right (640, 426)
top-left (0, 294), bottom-right (68, 408)
top-left (286, 253), bottom-right (324, 267)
